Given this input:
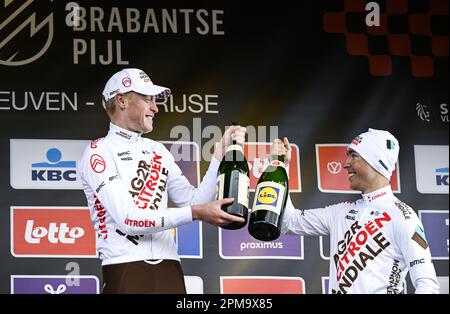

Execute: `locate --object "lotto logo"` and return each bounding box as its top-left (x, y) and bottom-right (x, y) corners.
top-left (316, 144), bottom-right (400, 193)
top-left (24, 220), bottom-right (84, 244)
top-left (11, 207), bottom-right (97, 257)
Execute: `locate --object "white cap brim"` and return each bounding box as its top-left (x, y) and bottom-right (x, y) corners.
top-left (133, 84), bottom-right (171, 99)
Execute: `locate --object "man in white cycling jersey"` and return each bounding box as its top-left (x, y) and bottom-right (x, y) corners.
top-left (78, 68), bottom-right (246, 293)
top-left (273, 129), bottom-right (439, 294)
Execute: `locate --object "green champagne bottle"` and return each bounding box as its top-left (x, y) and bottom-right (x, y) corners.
top-left (216, 122), bottom-right (250, 230)
top-left (248, 154), bottom-right (289, 241)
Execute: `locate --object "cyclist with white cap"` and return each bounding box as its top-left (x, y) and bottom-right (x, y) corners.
top-left (78, 68), bottom-right (246, 293)
top-left (273, 129), bottom-right (439, 294)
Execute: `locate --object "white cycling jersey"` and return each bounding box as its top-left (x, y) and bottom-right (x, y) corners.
top-left (282, 185), bottom-right (440, 294)
top-left (78, 123), bottom-right (219, 266)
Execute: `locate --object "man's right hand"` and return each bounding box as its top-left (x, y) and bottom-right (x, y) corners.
top-left (213, 125), bottom-right (247, 161)
top-left (191, 198), bottom-right (245, 226)
top-left (271, 137), bottom-right (292, 166)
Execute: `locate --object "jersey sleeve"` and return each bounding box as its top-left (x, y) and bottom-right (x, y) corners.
top-left (78, 142), bottom-right (192, 235)
top-left (166, 153), bottom-right (221, 207)
top-left (281, 195), bottom-right (333, 236)
top-left (393, 208), bottom-right (440, 294)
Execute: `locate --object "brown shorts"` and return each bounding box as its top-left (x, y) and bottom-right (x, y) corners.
top-left (102, 259), bottom-right (186, 294)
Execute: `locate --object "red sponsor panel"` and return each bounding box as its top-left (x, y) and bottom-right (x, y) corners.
top-left (221, 276), bottom-right (305, 294)
top-left (244, 143), bottom-right (301, 192)
top-left (316, 144), bottom-right (400, 193)
top-left (11, 207), bottom-right (96, 257)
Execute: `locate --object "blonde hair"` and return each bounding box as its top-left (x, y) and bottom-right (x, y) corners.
top-left (104, 98), bottom-right (117, 117)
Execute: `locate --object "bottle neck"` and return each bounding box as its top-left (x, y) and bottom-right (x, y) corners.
top-left (225, 122), bottom-right (243, 155)
top-left (226, 143), bottom-right (243, 154)
top-left (230, 122), bottom-right (240, 147)
top-left (270, 155), bottom-right (286, 168)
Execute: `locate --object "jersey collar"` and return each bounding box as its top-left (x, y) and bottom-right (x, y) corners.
top-left (107, 122), bottom-right (142, 143)
top-left (361, 185), bottom-right (393, 204)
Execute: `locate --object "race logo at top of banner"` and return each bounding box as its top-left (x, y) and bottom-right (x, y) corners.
top-left (0, 0), bottom-right (54, 66)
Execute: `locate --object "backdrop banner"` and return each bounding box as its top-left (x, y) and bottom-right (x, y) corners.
top-left (0, 0), bottom-right (448, 294)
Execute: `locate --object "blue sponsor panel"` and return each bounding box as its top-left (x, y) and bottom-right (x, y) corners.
top-left (162, 142), bottom-right (202, 259)
top-left (419, 210), bottom-right (449, 260)
top-left (176, 221), bottom-right (202, 258)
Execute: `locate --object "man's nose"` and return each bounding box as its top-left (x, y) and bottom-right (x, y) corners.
top-left (151, 101), bottom-right (159, 113)
top-left (343, 157), bottom-right (351, 169)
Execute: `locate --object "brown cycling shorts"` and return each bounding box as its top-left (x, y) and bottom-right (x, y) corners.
top-left (102, 259), bottom-right (186, 294)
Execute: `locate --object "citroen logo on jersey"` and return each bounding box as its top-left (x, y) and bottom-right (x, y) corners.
top-left (90, 154), bottom-right (106, 173)
top-left (0, 0), bottom-right (54, 66)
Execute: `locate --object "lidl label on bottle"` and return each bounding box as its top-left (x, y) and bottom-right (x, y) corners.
top-left (252, 182), bottom-right (286, 215)
top-left (237, 172), bottom-right (250, 208)
top-left (216, 174), bottom-right (225, 200)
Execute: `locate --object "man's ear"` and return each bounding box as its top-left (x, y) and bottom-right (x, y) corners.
top-left (115, 93), bottom-right (127, 109)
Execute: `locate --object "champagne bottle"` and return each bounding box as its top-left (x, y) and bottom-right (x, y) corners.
top-left (216, 122), bottom-right (250, 230)
top-left (248, 154), bottom-right (289, 241)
